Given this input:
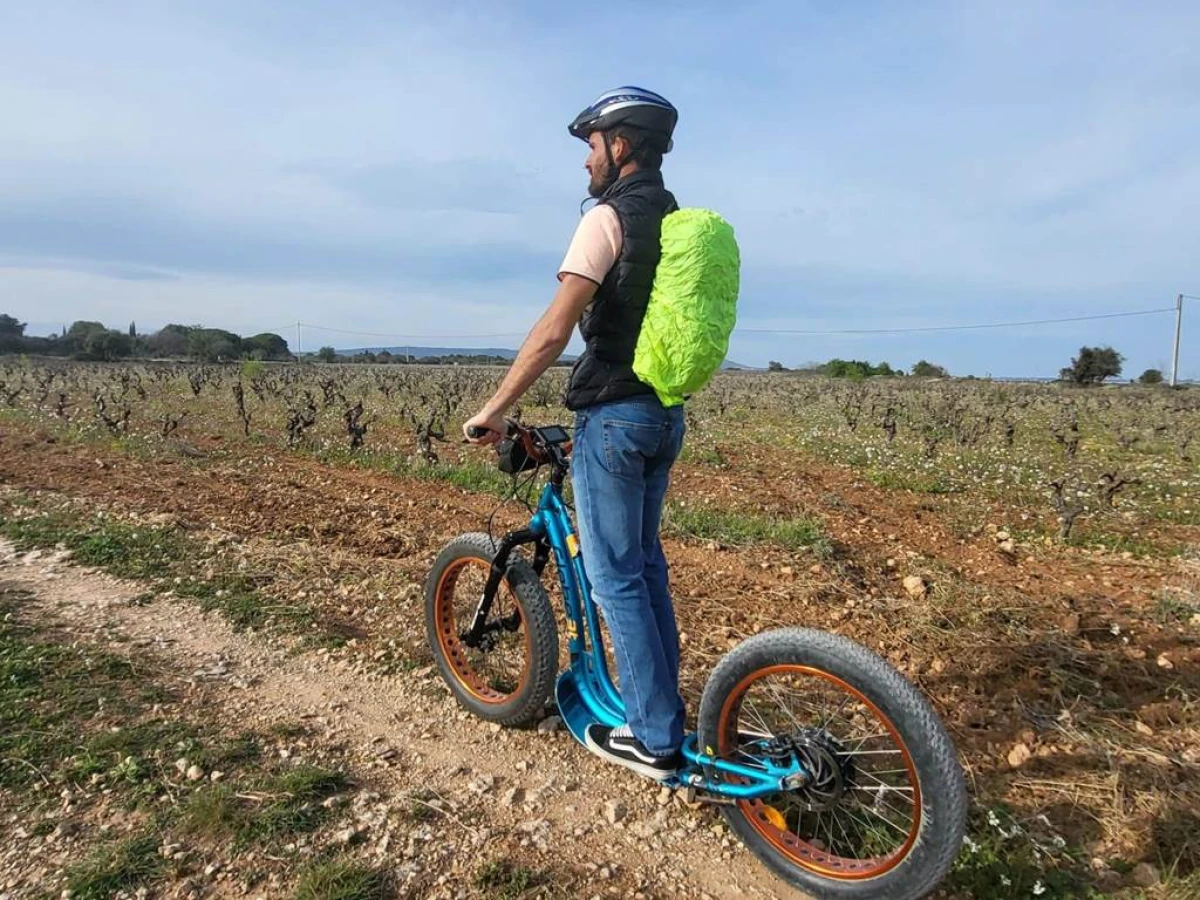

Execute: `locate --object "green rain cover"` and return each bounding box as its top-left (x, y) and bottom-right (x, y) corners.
top-left (633, 208), bottom-right (740, 407)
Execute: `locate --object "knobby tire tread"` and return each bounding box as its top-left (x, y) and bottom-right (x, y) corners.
top-left (425, 533), bottom-right (558, 727)
top-left (697, 628), bottom-right (966, 900)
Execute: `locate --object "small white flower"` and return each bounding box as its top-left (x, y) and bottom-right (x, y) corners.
top-left (1000, 875), bottom-right (1012, 887)
top-left (1032, 881), bottom-right (1046, 896)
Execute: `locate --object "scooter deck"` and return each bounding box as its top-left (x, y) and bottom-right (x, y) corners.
top-left (555, 669), bottom-right (693, 790)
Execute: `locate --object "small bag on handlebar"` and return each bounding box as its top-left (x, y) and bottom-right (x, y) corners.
top-left (497, 436), bottom-right (538, 474)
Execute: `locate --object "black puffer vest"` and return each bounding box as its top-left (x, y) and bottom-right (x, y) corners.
top-left (563, 169), bottom-right (678, 410)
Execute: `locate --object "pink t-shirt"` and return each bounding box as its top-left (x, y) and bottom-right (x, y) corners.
top-left (558, 205), bottom-right (623, 284)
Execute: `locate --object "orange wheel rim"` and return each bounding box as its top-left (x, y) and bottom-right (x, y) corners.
top-left (433, 558), bottom-right (532, 705)
top-left (717, 664), bottom-right (921, 880)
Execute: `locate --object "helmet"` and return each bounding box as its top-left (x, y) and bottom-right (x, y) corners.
top-left (568, 86), bottom-right (677, 153)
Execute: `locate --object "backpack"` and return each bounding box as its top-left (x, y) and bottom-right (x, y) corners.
top-left (633, 208), bottom-right (740, 407)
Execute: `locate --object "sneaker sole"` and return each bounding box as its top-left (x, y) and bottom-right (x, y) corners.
top-left (584, 731), bottom-right (678, 781)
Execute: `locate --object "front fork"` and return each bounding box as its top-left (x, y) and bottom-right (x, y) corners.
top-left (462, 529), bottom-right (547, 648)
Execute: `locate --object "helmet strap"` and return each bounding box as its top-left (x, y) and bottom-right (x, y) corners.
top-left (599, 130), bottom-right (631, 194)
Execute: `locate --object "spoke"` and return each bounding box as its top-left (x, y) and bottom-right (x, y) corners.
top-left (819, 690), bottom-right (854, 732)
top-left (821, 807), bottom-right (838, 854)
top-left (828, 804), bottom-right (857, 857)
top-left (763, 682), bottom-right (806, 733)
top-left (856, 768), bottom-right (914, 790)
top-left (837, 749), bottom-right (903, 756)
top-left (846, 731), bottom-right (892, 748)
top-left (852, 782), bottom-right (916, 796)
top-left (743, 698), bottom-right (776, 738)
top-left (853, 800), bottom-right (912, 838)
top-left (851, 786), bottom-right (916, 814)
top-left (852, 791), bottom-right (916, 825)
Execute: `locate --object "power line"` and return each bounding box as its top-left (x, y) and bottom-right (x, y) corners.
top-left (293, 305), bottom-right (1175, 343)
top-left (736, 307), bottom-right (1176, 336)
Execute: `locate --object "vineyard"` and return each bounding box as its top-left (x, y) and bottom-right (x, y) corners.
top-left (0, 359), bottom-right (1198, 898)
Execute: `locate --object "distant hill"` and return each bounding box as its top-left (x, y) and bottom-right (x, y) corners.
top-left (344, 345), bottom-right (754, 370)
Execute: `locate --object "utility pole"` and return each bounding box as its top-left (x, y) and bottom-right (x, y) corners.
top-left (296, 321), bottom-right (302, 361)
top-left (1170, 295), bottom-right (1183, 388)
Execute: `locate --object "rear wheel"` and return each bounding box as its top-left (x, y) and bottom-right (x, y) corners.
top-left (424, 533), bottom-right (558, 726)
top-left (697, 628), bottom-right (966, 900)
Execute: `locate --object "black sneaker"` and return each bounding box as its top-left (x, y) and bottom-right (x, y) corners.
top-left (584, 723), bottom-right (681, 780)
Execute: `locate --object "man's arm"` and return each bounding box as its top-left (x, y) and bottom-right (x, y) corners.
top-left (463, 273), bottom-right (598, 442)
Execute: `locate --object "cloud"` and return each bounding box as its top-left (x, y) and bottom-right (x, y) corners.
top-left (0, 1), bottom-right (1196, 377)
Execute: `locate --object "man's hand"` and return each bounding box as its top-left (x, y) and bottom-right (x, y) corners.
top-left (463, 408), bottom-right (506, 445)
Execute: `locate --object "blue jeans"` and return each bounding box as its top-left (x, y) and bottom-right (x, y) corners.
top-left (572, 395), bottom-right (687, 757)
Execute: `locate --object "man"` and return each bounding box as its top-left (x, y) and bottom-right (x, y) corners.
top-left (463, 87), bottom-right (686, 780)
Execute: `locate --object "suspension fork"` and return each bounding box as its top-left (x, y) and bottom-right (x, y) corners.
top-left (463, 529), bottom-right (545, 646)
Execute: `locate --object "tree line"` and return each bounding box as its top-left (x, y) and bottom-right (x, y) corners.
top-left (0, 315), bottom-right (291, 362)
top-left (767, 347), bottom-right (1165, 385)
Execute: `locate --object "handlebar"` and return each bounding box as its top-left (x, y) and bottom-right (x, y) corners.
top-left (466, 419), bottom-right (572, 469)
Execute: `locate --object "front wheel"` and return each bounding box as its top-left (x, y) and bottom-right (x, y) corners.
top-left (697, 628), bottom-right (966, 900)
top-left (424, 533), bottom-right (558, 726)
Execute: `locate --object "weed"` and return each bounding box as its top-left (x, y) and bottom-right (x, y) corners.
top-left (474, 859), bottom-right (542, 899)
top-left (947, 805), bottom-right (1091, 899)
top-left (1152, 591), bottom-right (1200, 627)
top-left (294, 859), bottom-right (388, 900)
top-left (681, 442), bottom-right (726, 466)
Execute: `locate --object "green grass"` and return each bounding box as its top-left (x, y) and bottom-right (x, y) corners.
top-left (314, 445), bottom-right (518, 499)
top-left (0, 506), bottom-right (313, 632)
top-left (1068, 529), bottom-right (1184, 560)
top-left (183, 765), bottom-right (349, 846)
top-left (64, 833), bottom-right (162, 900)
top-left (294, 860), bottom-right (388, 900)
top-left (0, 583), bottom-right (364, 896)
top-left (0, 512), bottom-right (187, 579)
top-left (864, 466), bottom-right (958, 494)
top-left (0, 586), bottom-right (176, 791)
top-left (664, 503), bottom-right (832, 555)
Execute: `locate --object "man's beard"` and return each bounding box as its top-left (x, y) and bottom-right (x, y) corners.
top-left (587, 164), bottom-right (613, 198)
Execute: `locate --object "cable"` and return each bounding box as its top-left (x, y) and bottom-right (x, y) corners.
top-left (298, 322), bottom-right (528, 341)
top-left (736, 307), bottom-right (1176, 337)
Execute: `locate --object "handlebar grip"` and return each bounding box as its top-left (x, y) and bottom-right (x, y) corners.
top-left (466, 425), bottom-right (491, 440)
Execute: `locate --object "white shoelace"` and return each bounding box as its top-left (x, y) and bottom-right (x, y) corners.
top-left (611, 724), bottom-right (634, 739)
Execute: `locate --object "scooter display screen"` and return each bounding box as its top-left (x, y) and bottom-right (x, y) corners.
top-left (535, 425), bottom-right (570, 445)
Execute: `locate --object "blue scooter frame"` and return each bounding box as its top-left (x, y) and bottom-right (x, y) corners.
top-left (505, 449), bottom-right (807, 801)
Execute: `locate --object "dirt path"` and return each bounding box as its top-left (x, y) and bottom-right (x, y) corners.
top-left (0, 537), bottom-right (793, 900)
top-left (2, 420), bottom-right (1197, 894)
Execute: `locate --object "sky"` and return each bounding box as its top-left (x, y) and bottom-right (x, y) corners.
top-left (1, 1), bottom-right (1198, 378)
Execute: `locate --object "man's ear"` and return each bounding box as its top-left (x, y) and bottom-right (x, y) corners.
top-left (609, 133), bottom-right (632, 167)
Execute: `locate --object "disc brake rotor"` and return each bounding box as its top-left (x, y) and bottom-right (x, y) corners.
top-left (787, 728), bottom-right (856, 812)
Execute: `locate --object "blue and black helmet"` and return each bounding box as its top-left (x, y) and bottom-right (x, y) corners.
top-left (568, 86), bottom-right (678, 153)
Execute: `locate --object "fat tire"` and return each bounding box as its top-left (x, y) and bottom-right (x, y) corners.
top-left (697, 628), bottom-right (966, 900)
top-left (424, 533), bottom-right (558, 727)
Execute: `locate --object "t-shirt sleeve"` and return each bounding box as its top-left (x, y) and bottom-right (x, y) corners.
top-left (558, 205), bottom-right (622, 284)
